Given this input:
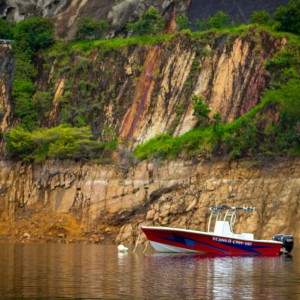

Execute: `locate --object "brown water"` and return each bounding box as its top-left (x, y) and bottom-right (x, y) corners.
top-left (0, 243), bottom-right (299, 299)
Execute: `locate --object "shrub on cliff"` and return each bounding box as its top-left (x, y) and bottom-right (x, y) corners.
top-left (127, 6), bottom-right (164, 36)
top-left (12, 17), bottom-right (55, 130)
top-left (74, 17), bottom-right (110, 40)
top-left (6, 125), bottom-right (113, 163)
top-left (264, 49), bottom-right (299, 88)
top-left (273, 0), bottom-right (300, 34)
top-left (249, 1), bottom-right (300, 34)
top-left (250, 10), bottom-right (271, 25)
top-left (223, 80), bottom-right (300, 159)
top-left (195, 11), bottom-right (234, 31)
top-left (0, 19), bottom-right (15, 40)
top-left (176, 15), bottom-right (191, 31)
top-left (14, 16), bottom-right (55, 54)
top-left (193, 96), bottom-right (211, 128)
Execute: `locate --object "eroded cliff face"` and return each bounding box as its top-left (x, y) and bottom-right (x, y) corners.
top-left (0, 41), bottom-right (13, 145)
top-left (29, 29), bottom-right (281, 148)
top-left (0, 159), bottom-right (299, 244)
top-left (0, 0), bottom-right (190, 38)
top-left (0, 30), bottom-right (283, 151)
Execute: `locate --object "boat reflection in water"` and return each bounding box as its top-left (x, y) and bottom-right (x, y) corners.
top-left (0, 243), bottom-right (299, 299)
top-left (143, 252), bottom-right (296, 300)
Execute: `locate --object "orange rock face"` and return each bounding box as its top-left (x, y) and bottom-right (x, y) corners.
top-left (0, 159), bottom-right (299, 244)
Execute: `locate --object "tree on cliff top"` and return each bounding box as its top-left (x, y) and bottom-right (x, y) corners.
top-left (14, 16), bottom-right (55, 54)
top-left (176, 15), bottom-right (191, 31)
top-left (273, 0), bottom-right (300, 34)
top-left (250, 10), bottom-right (271, 25)
top-left (195, 11), bottom-right (234, 31)
top-left (74, 17), bottom-right (110, 40)
top-left (126, 6), bottom-right (164, 36)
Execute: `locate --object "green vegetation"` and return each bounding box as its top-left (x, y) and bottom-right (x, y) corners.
top-left (179, 0), bottom-right (300, 35)
top-left (46, 34), bottom-right (173, 55)
top-left (12, 17), bottom-right (55, 130)
top-left (135, 79), bottom-right (300, 160)
top-left (2, 0), bottom-right (300, 163)
top-left (273, 0), bottom-right (300, 34)
top-left (250, 11), bottom-right (271, 25)
top-left (176, 15), bottom-right (191, 31)
top-left (127, 6), bottom-right (164, 36)
top-left (74, 17), bottom-right (110, 40)
top-left (193, 96), bottom-right (211, 128)
top-left (0, 19), bottom-right (15, 40)
top-left (6, 125), bottom-right (116, 163)
top-left (224, 79), bottom-right (300, 159)
top-left (13, 17), bottom-right (55, 54)
top-left (195, 11), bottom-right (235, 31)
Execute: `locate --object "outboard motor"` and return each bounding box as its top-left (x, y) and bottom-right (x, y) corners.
top-left (272, 234), bottom-right (294, 255)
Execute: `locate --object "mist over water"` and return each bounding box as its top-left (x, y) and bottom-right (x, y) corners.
top-left (0, 243), bottom-right (299, 299)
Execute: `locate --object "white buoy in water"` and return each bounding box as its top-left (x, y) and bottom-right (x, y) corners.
top-left (118, 244), bottom-right (128, 252)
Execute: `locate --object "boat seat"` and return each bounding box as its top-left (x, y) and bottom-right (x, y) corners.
top-left (213, 221), bottom-right (233, 237)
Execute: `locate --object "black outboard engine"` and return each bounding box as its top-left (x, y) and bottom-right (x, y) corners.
top-left (272, 234), bottom-right (294, 255)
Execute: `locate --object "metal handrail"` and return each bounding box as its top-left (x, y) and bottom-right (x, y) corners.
top-left (209, 206), bottom-right (255, 211)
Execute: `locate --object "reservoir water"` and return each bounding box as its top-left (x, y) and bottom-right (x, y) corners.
top-left (0, 243), bottom-right (299, 299)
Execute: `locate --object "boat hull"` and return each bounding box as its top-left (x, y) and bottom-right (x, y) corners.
top-left (141, 226), bottom-right (283, 255)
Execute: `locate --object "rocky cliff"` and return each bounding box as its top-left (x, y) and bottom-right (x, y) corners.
top-left (0, 0), bottom-right (190, 38)
top-left (0, 159), bottom-right (299, 244)
top-left (0, 28), bottom-right (283, 149)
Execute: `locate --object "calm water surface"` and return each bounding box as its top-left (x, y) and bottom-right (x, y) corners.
top-left (0, 243), bottom-right (299, 299)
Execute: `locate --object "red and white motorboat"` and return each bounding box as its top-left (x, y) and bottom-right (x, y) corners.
top-left (141, 206), bottom-right (294, 256)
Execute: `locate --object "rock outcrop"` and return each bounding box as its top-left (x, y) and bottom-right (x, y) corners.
top-left (0, 0), bottom-right (191, 38)
top-left (0, 159), bottom-right (299, 244)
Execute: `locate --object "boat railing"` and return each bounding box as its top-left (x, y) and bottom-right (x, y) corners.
top-left (207, 206), bottom-right (255, 233)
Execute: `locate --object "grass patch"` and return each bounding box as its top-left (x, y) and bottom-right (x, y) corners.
top-left (46, 35), bottom-right (174, 55)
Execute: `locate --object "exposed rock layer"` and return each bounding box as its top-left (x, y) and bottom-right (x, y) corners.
top-left (0, 159), bottom-right (299, 244)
